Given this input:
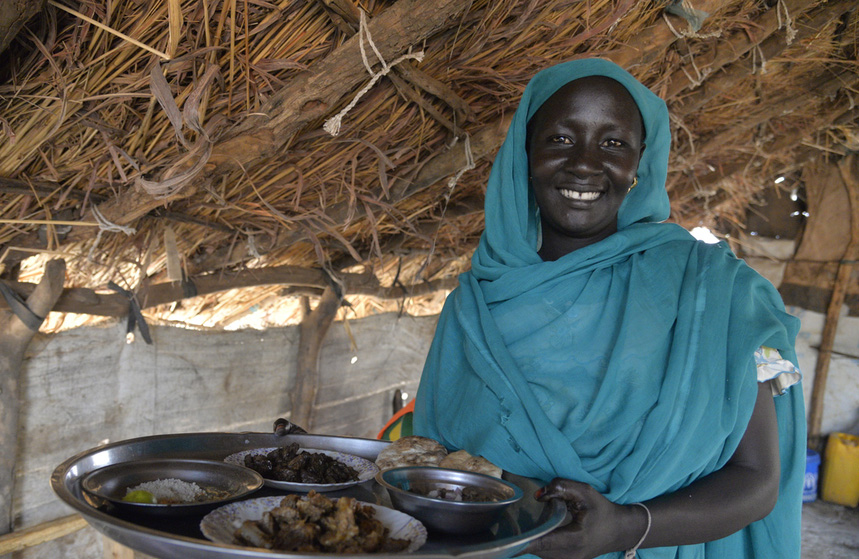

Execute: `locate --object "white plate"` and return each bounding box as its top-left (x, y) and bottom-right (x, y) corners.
top-left (200, 495), bottom-right (427, 552)
top-left (223, 447), bottom-right (379, 492)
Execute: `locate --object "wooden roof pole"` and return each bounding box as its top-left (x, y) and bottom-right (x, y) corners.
top-left (0, 265), bottom-right (460, 317)
top-left (215, 0), bottom-right (472, 157)
top-left (317, 0), bottom-right (475, 129)
top-left (672, 0), bottom-right (851, 116)
top-left (663, 0), bottom-right (820, 100)
top-left (71, 0), bottom-right (726, 250)
top-left (0, 259), bottom-right (65, 535)
top-left (292, 287), bottom-right (341, 431)
top-left (807, 154), bottom-right (859, 450)
top-left (607, 0), bottom-right (727, 69)
top-left (0, 0), bottom-right (46, 54)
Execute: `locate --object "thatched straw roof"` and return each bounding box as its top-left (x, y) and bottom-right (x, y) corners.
top-left (0, 0), bottom-right (856, 332)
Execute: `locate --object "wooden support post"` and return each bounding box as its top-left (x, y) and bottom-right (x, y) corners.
top-left (0, 259), bottom-right (65, 535)
top-left (0, 514), bottom-right (86, 555)
top-left (292, 287), bottom-right (341, 431)
top-left (807, 155), bottom-right (859, 450)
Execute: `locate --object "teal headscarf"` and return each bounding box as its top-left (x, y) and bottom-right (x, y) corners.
top-left (414, 59), bottom-right (805, 559)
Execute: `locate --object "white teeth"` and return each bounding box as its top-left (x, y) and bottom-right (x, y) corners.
top-left (559, 189), bottom-right (600, 201)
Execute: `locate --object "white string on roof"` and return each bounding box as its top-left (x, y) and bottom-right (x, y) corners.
top-left (247, 232), bottom-right (261, 259)
top-left (679, 44), bottom-right (708, 88)
top-left (415, 134), bottom-right (477, 282)
top-left (323, 10), bottom-right (424, 137)
top-left (777, 0), bottom-right (797, 45)
top-left (87, 205), bottom-right (136, 261)
top-left (91, 205), bottom-right (136, 236)
top-left (446, 134), bottom-right (475, 193)
top-left (752, 43), bottom-right (768, 75)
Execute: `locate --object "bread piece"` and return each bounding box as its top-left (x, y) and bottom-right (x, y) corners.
top-left (439, 449), bottom-right (503, 478)
top-left (375, 436), bottom-right (448, 470)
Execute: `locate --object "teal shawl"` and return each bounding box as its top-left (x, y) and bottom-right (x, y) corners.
top-left (413, 60), bottom-right (805, 559)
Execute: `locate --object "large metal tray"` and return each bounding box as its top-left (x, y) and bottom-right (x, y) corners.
top-left (52, 432), bottom-right (566, 558)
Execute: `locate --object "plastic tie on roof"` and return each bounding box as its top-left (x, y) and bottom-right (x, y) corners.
top-left (665, 0), bottom-right (709, 33)
top-left (0, 281), bottom-right (45, 331)
top-left (108, 281), bottom-right (153, 345)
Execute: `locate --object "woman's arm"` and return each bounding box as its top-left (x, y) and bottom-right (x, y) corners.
top-left (527, 381), bottom-right (780, 558)
top-left (638, 380), bottom-right (780, 546)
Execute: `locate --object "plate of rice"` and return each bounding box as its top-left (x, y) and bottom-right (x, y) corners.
top-left (81, 458), bottom-right (264, 516)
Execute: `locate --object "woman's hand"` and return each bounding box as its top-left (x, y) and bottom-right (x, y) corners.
top-left (522, 478), bottom-right (646, 559)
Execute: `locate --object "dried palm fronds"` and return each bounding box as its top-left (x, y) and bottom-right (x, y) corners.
top-left (1, 0), bottom-right (856, 331)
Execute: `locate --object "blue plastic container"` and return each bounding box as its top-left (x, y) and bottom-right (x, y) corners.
top-left (804, 449), bottom-right (820, 502)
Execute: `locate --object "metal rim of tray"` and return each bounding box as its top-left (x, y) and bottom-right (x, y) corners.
top-left (51, 432), bottom-right (567, 559)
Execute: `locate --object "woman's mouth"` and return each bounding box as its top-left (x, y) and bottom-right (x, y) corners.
top-left (559, 189), bottom-right (601, 201)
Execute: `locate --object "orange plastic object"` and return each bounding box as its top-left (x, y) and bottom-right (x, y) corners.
top-left (376, 399), bottom-right (415, 441)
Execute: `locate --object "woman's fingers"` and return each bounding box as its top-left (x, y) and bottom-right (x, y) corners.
top-left (535, 477), bottom-right (594, 504)
top-left (531, 478), bottom-right (634, 558)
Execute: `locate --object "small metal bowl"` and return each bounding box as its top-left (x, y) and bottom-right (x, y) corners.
top-left (375, 466), bottom-right (524, 535)
top-left (81, 458), bottom-right (264, 517)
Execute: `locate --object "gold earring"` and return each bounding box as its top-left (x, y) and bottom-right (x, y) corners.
top-left (628, 177), bottom-right (638, 193)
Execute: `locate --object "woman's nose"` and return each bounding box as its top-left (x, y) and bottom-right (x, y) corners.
top-left (564, 143), bottom-right (601, 175)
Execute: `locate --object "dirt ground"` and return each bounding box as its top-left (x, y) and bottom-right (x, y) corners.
top-left (801, 500), bottom-right (859, 558)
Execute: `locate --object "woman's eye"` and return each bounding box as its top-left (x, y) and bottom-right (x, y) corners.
top-left (550, 135), bottom-right (572, 144)
top-left (604, 139), bottom-right (624, 148)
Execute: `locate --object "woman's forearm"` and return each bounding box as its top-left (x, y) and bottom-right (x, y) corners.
top-left (638, 460), bottom-right (779, 547)
top-left (637, 382), bottom-right (780, 548)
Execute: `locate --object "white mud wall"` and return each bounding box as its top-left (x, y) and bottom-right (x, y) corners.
top-left (790, 306), bottom-right (859, 437)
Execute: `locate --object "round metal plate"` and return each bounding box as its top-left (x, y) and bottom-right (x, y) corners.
top-left (200, 496), bottom-right (427, 552)
top-left (81, 458), bottom-right (264, 517)
top-left (224, 447), bottom-right (379, 492)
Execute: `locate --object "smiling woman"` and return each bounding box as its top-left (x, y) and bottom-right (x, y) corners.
top-left (413, 59), bottom-right (805, 559)
top-left (527, 76), bottom-right (645, 259)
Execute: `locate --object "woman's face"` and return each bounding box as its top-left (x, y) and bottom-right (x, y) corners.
top-left (528, 76), bottom-right (645, 260)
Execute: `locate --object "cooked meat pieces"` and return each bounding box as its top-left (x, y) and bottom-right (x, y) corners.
top-left (273, 519), bottom-right (320, 552)
top-left (242, 442), bottom-right (359, 484)
top-left (242, 454), bottom-right (273, 478)
top-left (235, 521), bottom-right (273, 549)
top-left (295, 490), bottom-right (334, 522)
top-left (233, 491), bottom-right (411, 553)
top-left (413, 484), bottom-right (505, 502)
top-left (317, 497), bottom-right (360, 548)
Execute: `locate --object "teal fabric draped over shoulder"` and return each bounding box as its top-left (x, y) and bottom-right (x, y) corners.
top-left (413, 59), bottom-right (805, 559)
